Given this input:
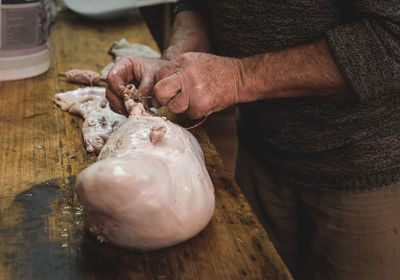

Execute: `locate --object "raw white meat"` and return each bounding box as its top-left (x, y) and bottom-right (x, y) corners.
top-left (53, 87), bottom-right (215, 250)
top-left (54, 87), bottom-right (127, 153)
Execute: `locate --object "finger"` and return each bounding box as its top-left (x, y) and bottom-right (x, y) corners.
top-left (155, 61), bottom-right (180, 82)
top-left (106, 87), bottom-right (128, 116)
top-left (167, 90), bottom-right (189, 114)
top-left (151, 98), bottom-right (162, 108)
top-left (106, 57), bottom-right (135, 96)
top-left (153, 73), bottom-right (182, 106)
top-left (186, 108), bottom-right (206, 120)
top-left (186, 104), bottom-right (210, 120)
top-left (137, 73), bottom-right (153, 98)
top-left (152, 62), bottom-right (179, 108)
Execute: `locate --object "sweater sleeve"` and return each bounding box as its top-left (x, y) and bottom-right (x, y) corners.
top-left (174, 0), bottom-right (208, 15)
top-left (325, 1), bottom-right (400, 102)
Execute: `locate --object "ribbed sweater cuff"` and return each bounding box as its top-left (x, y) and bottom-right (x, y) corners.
top-left (325, 20), bottom-right (400, 102)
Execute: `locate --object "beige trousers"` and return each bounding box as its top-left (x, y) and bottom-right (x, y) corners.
top-left (234, 142), bottom-right (400, 280)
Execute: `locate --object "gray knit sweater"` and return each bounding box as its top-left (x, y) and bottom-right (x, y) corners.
top-left (175, 0), bottom-right (400, 191)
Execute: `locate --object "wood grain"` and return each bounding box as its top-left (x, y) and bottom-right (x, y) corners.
top-left (0, 11), bottom-right (292, 280)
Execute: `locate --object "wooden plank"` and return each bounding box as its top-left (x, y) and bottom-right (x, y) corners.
top-left (0, 10), bottom-right (292, 280)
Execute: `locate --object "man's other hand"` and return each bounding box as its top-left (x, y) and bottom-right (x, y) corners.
top-left (106, 56), bottom-right (167, 115)
top-left (153, 52), bottom-right (243, 119)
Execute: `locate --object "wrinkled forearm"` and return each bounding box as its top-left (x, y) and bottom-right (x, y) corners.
top-left (162, 11), bottom-right (211, 61)
top-left (237, 38), bottom-right (351, 102)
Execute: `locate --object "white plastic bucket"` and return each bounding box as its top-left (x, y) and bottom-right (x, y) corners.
top-left (0, 0), bottom-right (51, 81)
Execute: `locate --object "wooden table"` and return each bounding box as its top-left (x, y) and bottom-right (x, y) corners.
top-left (0, 11), bottom-right (292, 280)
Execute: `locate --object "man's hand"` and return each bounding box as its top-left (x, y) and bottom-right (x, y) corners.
top-left (153, 52), bottom-right (243, 119)
top-left (106, 56), bottom-right (167, 115)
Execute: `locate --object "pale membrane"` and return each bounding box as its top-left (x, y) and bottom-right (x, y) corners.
top-left (54, 87), bottom-right (215, 250)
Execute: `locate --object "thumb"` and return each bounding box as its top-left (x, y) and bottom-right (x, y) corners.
top-left (106, 87), bottom-right (128, 116)
top-left (153, 72), bottom-right (183, 106)
top-left (106, 57), bottom-right (136, 96)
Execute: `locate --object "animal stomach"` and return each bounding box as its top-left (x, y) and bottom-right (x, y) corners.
top-left (54, 87), bottom-right (215, 250)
